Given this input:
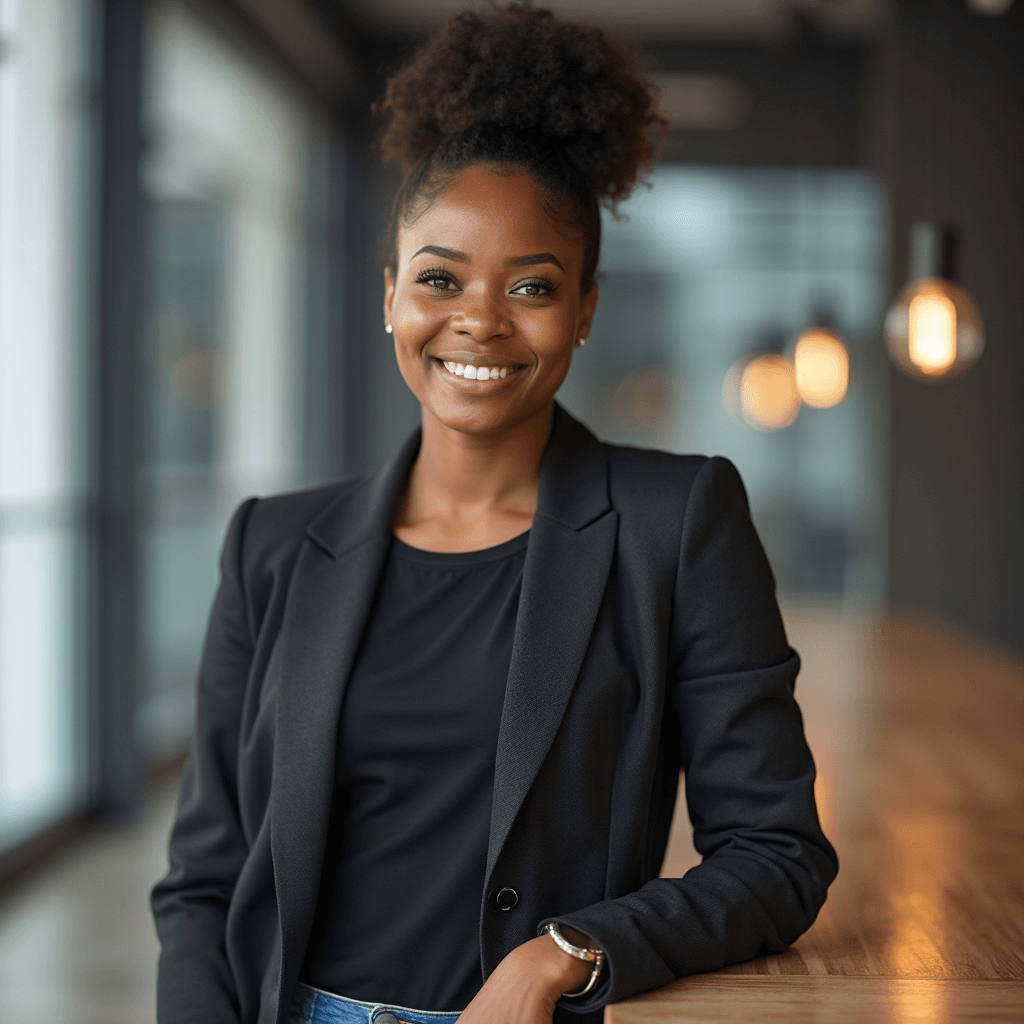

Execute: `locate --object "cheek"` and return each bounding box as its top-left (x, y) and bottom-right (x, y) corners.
top-left (391, 297), bottom-right (447, 398)
top-left (393, 292), bottom-right (445, 337)
top-left (527, 308), bottom-right (578, 361)
top-left (392, 298), bottom-right (446, 374)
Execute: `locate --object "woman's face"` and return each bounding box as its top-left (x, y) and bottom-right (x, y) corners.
top-left (384, 164), bottom-right (598, 438)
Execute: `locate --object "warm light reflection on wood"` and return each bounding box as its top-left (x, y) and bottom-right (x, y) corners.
top-left (883, 812), bottom-right (953, 981)
top-left (883, 975), bottom-right (951, 1024)
top-left (620, 607), bottom-right (1024, 1023)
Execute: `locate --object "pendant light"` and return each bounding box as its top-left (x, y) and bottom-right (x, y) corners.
top-left (883, 0), bottom-right (985, 383)
top-left (884, 222), bottom-right (984, 382)
top-left (790, 321), bottom-right (850, 409)
top-left (740, 354), bottom-right (800, 430)
top-left (723, 341), bottom-right (801, 432)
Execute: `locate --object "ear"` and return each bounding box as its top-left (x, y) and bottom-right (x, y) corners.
top-left (383, 267), bottom-right (396, 329)
top-left (577, 281), bottom-right (599, 342)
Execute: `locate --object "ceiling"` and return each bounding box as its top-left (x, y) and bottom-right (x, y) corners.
top-left (340, 0), bottom-right (890, 41)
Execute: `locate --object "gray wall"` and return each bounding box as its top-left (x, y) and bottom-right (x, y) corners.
top-left (872, 0), bottom-right (1024, 653)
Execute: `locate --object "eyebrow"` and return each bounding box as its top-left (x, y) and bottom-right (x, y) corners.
top-left (411, 245), bottom-right (470, 263)
top-left (410, 245), bottom-right (565, 273)
top-left (506, 252), bottom-right (565, 272)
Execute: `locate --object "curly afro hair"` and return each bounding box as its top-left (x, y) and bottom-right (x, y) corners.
top-left (376, 3), bottom-right (668, 289)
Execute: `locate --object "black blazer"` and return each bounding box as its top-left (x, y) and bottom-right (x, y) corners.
top-left (152, 404), bottom-right (837, 1024)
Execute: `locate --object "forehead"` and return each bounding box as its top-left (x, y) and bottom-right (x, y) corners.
top-left (397, 164), bottom-right (585, 269)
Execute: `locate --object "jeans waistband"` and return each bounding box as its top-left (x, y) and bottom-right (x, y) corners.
top-left (291, 982), bottom-right (462, 1024)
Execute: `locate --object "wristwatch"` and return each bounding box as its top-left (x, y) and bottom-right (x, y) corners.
top-left (544, 922), bottom-right (606, 998)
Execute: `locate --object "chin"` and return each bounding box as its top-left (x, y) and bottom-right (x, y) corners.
top-left (432, 401), bottom-right (514, 436)
top-left (427, 393), bottom-right (547, 438)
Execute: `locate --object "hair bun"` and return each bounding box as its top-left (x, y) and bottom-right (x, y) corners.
top-left (377, 4), bottom-right (668, 207)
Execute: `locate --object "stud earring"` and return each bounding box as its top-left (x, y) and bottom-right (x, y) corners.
top-left (384, 324), bottom-right (393, 334)
top-left (575, 337), bottom-right (587, 347)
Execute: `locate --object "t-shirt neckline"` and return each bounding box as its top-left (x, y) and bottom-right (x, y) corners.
top-left (390, 529), bottom-right (530, 568)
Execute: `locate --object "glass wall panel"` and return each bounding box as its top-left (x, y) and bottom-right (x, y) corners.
top-left (139, 1), bottom-right (314, 758)
top-left (559, 167), bottom-right (888, 606)
top-left (0, 0), bottom-right (91, 850)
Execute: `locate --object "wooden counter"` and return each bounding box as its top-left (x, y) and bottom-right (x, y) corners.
top-left (608, 605), bottom-right (1024, 1023)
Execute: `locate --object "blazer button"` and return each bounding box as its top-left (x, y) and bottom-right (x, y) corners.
top-left (491, 886), bottom-right (519, 911)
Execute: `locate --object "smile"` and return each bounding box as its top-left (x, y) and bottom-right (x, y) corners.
top-left (437, 360), bottom-right (521, 380)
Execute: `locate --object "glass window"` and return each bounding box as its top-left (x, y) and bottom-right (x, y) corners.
top-left (0, 0), bottom-right (92, 851)
top-left (559, 166), bottom-right (888, 606)
top-left (138, 1), bottom-right (315, 758)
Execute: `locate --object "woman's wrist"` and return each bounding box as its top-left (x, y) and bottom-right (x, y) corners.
top-left (509, 934), bottom-right (593, 1003)
top-left (459, 932), bottom-right (597, 1024)
top-left (539, 924), bottom-right (604, 997)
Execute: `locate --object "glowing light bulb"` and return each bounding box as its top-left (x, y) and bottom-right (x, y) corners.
top-left (739, 354), bottom-right (800, 431)
top-left (908, 286), bottom-right (957, 374)
top-left (884, 223), bottom-right (984, 382)
top-left (793, 329), bottom-right (849, 408)
top-left (885, 277), bottom-right (983, 383)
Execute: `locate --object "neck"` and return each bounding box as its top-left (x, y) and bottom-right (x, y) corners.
top-left (399, 403), bottom-right (555, 530)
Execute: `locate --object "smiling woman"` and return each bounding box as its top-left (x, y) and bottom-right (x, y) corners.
top-left (151, 6), bottom-right (838, 1024)
top-left (384, 165), bottom-right (599, 550)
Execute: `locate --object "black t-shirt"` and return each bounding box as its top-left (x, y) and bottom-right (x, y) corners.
top-left (300, 530), bottom-right (529, 1011)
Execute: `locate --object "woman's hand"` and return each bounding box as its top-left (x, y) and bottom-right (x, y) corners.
top-left (453, 928), bottom-right (596, 1024)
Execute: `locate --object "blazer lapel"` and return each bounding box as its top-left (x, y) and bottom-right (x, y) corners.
top-left (270, 428), bottom-right (420, 1017)
top-left (486, 405), bottom-right (618, 882)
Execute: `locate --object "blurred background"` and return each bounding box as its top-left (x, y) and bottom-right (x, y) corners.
top-left (0, 1), bottom-right (1020, 1021)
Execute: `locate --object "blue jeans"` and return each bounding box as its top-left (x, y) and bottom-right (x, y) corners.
top-left (289, 982), bottom-right (462, 1024)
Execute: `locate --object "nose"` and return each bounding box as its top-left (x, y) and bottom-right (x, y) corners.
top-left (449, 285), bottom-right (512, 342)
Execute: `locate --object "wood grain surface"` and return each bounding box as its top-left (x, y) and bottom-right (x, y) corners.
top-left (608, 604), bottom-right (1024, 1023)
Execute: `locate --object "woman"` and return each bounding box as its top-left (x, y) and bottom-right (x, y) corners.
top-left (151, 7), bottom-right (837, 1024)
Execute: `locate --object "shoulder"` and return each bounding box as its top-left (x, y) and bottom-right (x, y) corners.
top-left (603, 441), bottom-right (745, 524)
top-left (235, 472), bottom-right (372, 569)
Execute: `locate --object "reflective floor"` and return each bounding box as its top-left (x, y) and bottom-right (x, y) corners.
top-left (0, 780), bottom-right (175, 1023)
top-left (1, 604), bottom-right (1021, 1024)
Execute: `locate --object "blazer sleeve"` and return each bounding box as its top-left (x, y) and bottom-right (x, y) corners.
top-left (151, 497), bottom-right (259, 1024)
top-left (546, 456), bottom-right (839, 1011)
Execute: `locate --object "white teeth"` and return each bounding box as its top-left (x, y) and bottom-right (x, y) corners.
top-left (440, 360), bottom-right (515, 379)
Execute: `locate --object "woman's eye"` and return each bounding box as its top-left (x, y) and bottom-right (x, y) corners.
top-left (415, 269), bottom-right (459, 292)
top-left (512, 280), bottom-right (554, 298)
